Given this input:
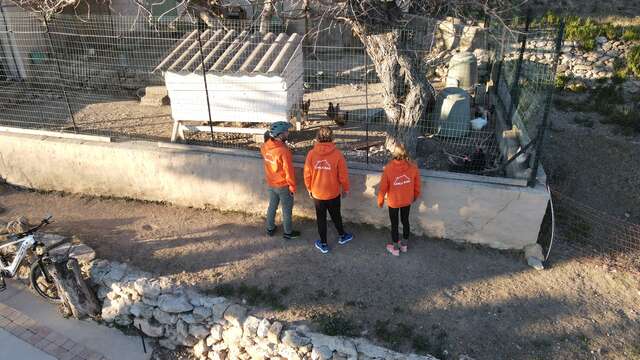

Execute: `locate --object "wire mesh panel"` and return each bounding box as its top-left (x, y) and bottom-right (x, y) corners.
top-left (0, 8), bottom-right (561, 179)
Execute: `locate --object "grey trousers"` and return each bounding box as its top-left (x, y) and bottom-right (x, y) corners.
top-left (266, 186), bottom-right (294, 234)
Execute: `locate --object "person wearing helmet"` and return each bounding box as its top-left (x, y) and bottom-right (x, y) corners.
top-left (260, 121), bottom-right (301, 240)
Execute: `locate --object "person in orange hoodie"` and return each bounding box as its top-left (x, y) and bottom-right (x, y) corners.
top-left (261, 121), bottom-right (300, 240)
top-left (304, 126), bottom-right (353, 254)
top-left (377, 143), bottom-right (421, 256)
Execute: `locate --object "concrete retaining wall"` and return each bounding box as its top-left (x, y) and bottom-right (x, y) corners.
top-left (0, 133), bottom-right (549, 250)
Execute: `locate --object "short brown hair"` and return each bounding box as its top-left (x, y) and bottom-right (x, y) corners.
top-left (316, 126), bottom-right (333, 143)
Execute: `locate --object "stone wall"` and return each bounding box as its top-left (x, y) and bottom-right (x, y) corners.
top-left (84, 258), bottom-right (438, 360)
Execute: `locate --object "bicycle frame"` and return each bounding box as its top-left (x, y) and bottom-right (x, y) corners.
top-left (0, 235), bottom-right (35, 277)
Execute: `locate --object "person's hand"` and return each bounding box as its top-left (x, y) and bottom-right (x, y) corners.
top-left (342, 191), bottom-right (349, 198)
top-left (308, 191), bottom-right (313, 198)
top-left (377, 201), bottom-right (383, 208)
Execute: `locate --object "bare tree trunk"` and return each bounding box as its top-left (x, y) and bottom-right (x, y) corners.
top-left (46, 258), bottom-right (100, 319)
top-left (260, 0), bottom-right (275, 34)
top-left (351, 24), bottom-right (434, 156)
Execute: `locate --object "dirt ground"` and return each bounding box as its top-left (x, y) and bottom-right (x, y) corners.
top-left (1, 184), bottom-right (639, 360)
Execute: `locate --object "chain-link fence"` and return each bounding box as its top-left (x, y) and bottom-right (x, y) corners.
top-left (0, 5), bottom-right (562, 181)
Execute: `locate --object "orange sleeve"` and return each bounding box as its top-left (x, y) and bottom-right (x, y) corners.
top-left (337, 153), bottom-right (350, 193)
top-left (377, 168), bottom-right (389, 207)
top-left (303, 152), bottom-right (313, 191)
top-left (413, 166), bottom-right (421, 201)
top-left (282, 149), bottom-right (296, 193)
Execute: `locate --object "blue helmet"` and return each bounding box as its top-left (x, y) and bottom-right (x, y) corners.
top-left (269, 121), bottom-right (292, 137)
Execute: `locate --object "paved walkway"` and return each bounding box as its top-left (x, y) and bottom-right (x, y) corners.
top-left (0, 282), bottom-right (152, 360)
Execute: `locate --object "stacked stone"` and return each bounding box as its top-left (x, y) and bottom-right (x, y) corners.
top-left (84, 259), bottom-right (439, 360)
top-left (502, 35), bottom-right (640, 92)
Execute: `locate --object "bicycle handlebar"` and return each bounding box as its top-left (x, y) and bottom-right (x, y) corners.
top-left (12, 216), bottom-right (53, 239)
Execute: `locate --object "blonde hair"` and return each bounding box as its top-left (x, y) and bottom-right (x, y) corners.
top-left (392, 143), bottom-right (413, 162)
top-left (316, 126), bottom-right (334, 143)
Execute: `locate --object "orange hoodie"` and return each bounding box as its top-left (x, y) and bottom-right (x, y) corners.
top-left (377, 159), bottom-right (421, 208)
top-left (304, 142), bottom-right (350, 200)
top-left (260, 138), bottom-right (296, 193)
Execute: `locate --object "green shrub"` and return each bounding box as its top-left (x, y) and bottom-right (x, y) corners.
top-left (622, 27), bottom-right (640, 42)
top-left (602, 24), bottom-right (622, 41)
top-left (555, 74), bottom-right (570, 90)
top-left (565, 18), bottom-right (601, 51)
top-left (627, 45), bottom-right (640, 78)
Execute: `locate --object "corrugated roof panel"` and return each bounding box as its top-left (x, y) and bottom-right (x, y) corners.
top-left (156, 29), bottom-right (302, 76)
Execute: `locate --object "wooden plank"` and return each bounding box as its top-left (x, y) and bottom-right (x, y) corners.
top-left (181, 125), bottom-right (267, 135)
top-left (0, 126), bottom-right (111, 143)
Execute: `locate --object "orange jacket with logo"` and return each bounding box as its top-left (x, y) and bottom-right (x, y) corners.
top-left (377, 159), bottom-right (421, 208)
top-left (303, 142), bottom-right (350, 200)
top-left (260, 139), bottom-right (296, 193)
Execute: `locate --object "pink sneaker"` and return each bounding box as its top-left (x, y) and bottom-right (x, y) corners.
top-left (386, 243), bottom-right (400, 256)
top-left (399, 241), bottom-right (408, 253)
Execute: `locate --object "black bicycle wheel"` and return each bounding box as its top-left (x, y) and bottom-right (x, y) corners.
top-left (29, 261), bottom-right (62, 304)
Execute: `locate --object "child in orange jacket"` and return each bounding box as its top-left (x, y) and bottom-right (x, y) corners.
top-left (261, 121), bottom-right (300, 240)
top-left (377, 143), bottom-right (421, 256)
top-left (304, 126), bottom-right (353, 254)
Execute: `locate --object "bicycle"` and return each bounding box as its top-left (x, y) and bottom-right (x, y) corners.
top-left (0, 216), bottom-right (69, 303)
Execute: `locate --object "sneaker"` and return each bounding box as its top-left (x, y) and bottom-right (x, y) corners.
top-left (267, 227), bottom-right (277, 236)
top-left (283, 230), bottom-right (301, 240)
top-left (386, 243), bottom-right (400, 256)
top-left (338, 233), bottom-right (354, 245)
top-left (399, 241), bottom-right (408, 253)
top-left (314, 240), bottom-right (329, 254)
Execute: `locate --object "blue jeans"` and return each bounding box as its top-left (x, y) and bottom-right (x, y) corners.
top-left (266, 186), bottom-right (294, 234)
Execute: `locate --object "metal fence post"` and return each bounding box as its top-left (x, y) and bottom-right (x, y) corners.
top-left (506, 10), bottom-right (532, 128)
top-left (196, 26), bottom-right (216, 145)
top-left (364, 45), bottom-right (369, 166)
top-left (527, 20), bottom-right (565, 187)
top-left (43, 15), bottom-right (78, 133)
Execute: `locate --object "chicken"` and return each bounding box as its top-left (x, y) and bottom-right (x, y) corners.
top-left (326, 102), bottom-right (336, 120)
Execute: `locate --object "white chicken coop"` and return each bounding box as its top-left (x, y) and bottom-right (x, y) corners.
top-left (154, 29), bottom-right (304, 142)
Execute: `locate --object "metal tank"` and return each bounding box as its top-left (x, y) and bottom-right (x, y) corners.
top-left (435, 87), bottom-right (471, 138)
top-left (446, 51), bottom-right (478, 91)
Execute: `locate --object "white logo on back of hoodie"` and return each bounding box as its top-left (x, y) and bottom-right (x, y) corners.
top-left (314, 159), bottom-right (331, 170)
top-left (393, 174), bottom-right (411, 186)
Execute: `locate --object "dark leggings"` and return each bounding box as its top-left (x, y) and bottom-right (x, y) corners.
top-left (389, 205), bottom-right (411, 243)
top-left (314, 196), bottom-right (345, 244)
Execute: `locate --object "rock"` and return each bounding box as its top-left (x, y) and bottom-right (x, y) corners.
top-left (190, 324), bottom-right (210, 339)
top-left (224, 304), bottom-right (247, 328)
top-left (194, 339), bottom-right (208, 357)
top-left (177, 319), bottom-right (189, 338)
top-left (210, 342), bottom-right (229, 352)
top-left (159, 338), bottom-right (176, 350)
top-left (527, 256), bottom-right (545, 270)
top-left (133, 279), bottom-right (161, 300)
top-left (133, 318), bottom-right (164, 337)
top-left (312, 346), bottom-right (333, 360)
top-left (279, 347), bottom-right (302, 360)
top-left (305, 332), bottom-right (358, 360)
top-left (157, 294), bottom-right (194, 313)
top-left (209, 351), bottom-right (227, 360)
top-left (101, 297), bottom-right (130, 322)
top-left (222, 326), bottom-right (243, 346)
top-left (257, 318), bottom-right (271, 338)
top-left (209, 324), bottom-right (224, 342)
top-left (193, 306), bottom-right (212, 321)
top-left (211, 302), bottom-right (231, 322)
top-left (153, 308), bottom-right (178, 324)
top-left (177, 334), bottom-right (199, 347)
top-left (129, 302), bottom-right (154, 319)
top-left (282, 330), bottom-right (311, 348)
top-left (243, 316), bottom-right (261, 337)
top-left (180, 313), bottom-right (198, 324)
top-left (596, 36), bottom-right (607, 45)
top-left (267, 321), bottom-right (284, 344)
top-left (103, 262), bottom-right (127, 283)
top-left (115, 314), bottom-right (132, 326)
top-left (523, 244), bottom-right (544, 261)
top-left (245, 344), bottom-right (269, 360)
